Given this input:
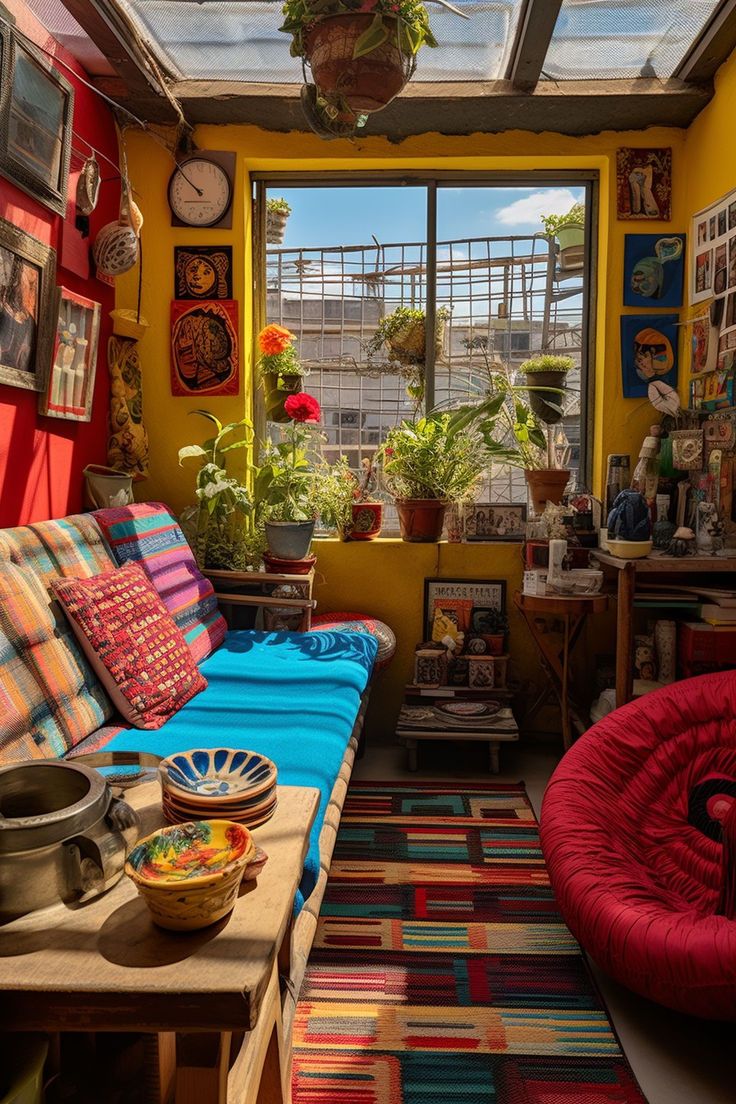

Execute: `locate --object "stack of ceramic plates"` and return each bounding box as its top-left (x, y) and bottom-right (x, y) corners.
top-left (158, 748), bottom-right (278, 828)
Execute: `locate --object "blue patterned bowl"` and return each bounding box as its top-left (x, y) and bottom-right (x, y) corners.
top-left (159, 748), bottom-right (278, 804)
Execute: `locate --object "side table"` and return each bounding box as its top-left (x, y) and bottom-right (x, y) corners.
top-left (514, 591), bottom-right (609, 749)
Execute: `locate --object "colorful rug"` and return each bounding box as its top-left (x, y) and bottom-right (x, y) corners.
top-left (292, 782), bottom-right (648, 1103)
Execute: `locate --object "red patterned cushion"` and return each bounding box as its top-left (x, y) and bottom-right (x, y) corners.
top-left (310, 611), bottom-right (396, 671)
top-left (52, 562), bottom-right (207, 730)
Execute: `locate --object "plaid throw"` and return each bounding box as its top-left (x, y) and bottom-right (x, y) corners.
top-left (0, 515), bottom-right (116, 763)
top-left (94, 502), bottom-right (226, 664)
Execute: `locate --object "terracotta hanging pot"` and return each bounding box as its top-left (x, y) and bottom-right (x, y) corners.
top-left (525, 370), bottom-right (567, 425)
top-left (525, 469), bottom-right (570, 515)
top-left (396, 499), bottom-right (447, 543)
top-left (305, 15), bottom-right (408, 113)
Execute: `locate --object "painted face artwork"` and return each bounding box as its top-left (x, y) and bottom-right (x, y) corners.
top-left (629, 236), bottom-right (683, 300)
top-left (183, 256), bottom-right (218, 297)
top-left (633, 327), bottom-right (674, 381)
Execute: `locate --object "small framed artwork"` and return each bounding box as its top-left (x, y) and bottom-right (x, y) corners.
top-left (0, 215), bottom-right (56, 392)
top-left (170, 299), bottom-right (239, 397)
top-left (423, 578), bottom-right (505, 640)
top-left (0, 27), bottom-right (74, 216)
top-left (462, 502), bottom-right (527, 542)
top-left (714, 242), bottom-right (728, 295)
top-left (616, 148), bottom-right (672, 221)
top-left (620, 314), bottom-right (678, 399)
top-left (623, 234), bottom-right (685, 307)
top-left (39, 288), bottom-right (101, 421)
top-left (691, 316), bottom-right (711, 374)
top-left (174, 246), bottom-right (233, 300)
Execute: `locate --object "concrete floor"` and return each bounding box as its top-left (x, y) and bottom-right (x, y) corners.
top-left (352, 736), bottom-right (736, 1104)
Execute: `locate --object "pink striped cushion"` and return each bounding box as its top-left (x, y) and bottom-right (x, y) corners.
top-left (94, 503), bottom-right (226, 664)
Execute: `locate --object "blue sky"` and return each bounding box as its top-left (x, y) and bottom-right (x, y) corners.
top-left (271, 185), bottom-right (585, 250)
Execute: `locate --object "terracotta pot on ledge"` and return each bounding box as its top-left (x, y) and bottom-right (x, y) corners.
top-left (350, 501), bottom-right (382, 540)
top-left (395, 499), bottom-right (447, 543)
top-left (525, 468), bottom-right (570, 515)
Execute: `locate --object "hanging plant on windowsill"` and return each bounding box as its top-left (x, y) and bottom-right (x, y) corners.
top-left (280, 0), bottom-right (464, 126)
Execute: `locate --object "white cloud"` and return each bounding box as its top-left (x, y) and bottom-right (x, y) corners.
top-left (495, 188), bottom-right (579, 229)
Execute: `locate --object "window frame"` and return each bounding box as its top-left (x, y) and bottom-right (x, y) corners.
top-left (252, 169), bottom-right (598, 489)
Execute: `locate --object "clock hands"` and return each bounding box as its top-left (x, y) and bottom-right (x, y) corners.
top-left (173, 163), bottom-right (204, 197)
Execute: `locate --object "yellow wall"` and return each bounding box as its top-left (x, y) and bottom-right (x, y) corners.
top-left (685, 49), bottom-right (736, 230)
top-left (117, 123), bottom-right (687, 734)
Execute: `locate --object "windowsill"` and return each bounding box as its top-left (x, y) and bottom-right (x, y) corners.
top-left (312, 536), bottom-right (524, 546)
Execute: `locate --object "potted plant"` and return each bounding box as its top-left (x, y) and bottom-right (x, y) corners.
top-left (540, 202), bottom-right (585, 269)
top-left (351, 456), bottom-right (383, 539)
top-left (520, 354), bottom-right (573, 425)
top-left (280, 0), bottom-right (438, 114)
top-left (315, 455), bottom-right (357, 540)
top-left (178, 411), bottom-right (265, 570)
top-left (366, 306), bottom-right (449, 404)
top-left (266, 197), bottom-right (292, 245)
top-left (523, 426), bottom-right (572, 514)
top-left (257, 324), bottom-right (306, 423)
top-left (470, 607), bottom-right (509, 656)
top-left (255, 391), bottom-right (323, 561)
top-left (379, 407), bottom-right (497, 542)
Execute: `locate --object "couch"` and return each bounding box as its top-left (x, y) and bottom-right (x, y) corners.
top-left (0, 502), bottom-right (377, 1024)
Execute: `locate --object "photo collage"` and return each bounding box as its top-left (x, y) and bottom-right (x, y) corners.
top-left (691, 189), bottom-right (736, 309)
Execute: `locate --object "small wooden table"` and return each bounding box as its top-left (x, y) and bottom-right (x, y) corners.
top-left (0, 782), bottom-right (319, 1104)
top-left (514, 590), bottom-right (609, 749)
top-left (591, 551), bottom-right (736, 706)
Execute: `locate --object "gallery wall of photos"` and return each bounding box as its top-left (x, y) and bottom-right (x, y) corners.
top-left (690, 186), bottom-right (736, 410)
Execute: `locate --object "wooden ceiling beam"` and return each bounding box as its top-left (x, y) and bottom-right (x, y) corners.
top-left (674, 0), bottom-right (736, 84)
top-left (505, 0), bottom-right (564, 91)
top-left (59, 0), bottom-right (178, 121)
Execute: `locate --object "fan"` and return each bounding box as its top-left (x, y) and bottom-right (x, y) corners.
top-left (300, 84), bottom-right (368, 141)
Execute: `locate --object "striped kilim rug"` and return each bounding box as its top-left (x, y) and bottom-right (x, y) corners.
top-left (292, 781), bottom-right (647, 1103)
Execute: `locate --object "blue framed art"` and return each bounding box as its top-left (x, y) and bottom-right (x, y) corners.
top-left (621, 314), bottom-right (678, 398)
top-left (623, 234), bottom-right (685, 308)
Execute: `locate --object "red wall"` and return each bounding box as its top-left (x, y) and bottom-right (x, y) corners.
top-left (0, 0), bottom-right (120, 527)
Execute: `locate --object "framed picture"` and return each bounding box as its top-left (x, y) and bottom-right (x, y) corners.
top-left (170, 299), bottom-right (239, 397)
top-left (0, 215), bottom-right (56, 392)
top-left (423, 578), bottom-right (505, 639)
top-left (462, 502), bottom-right (527, 542)
top-left (174, 246), bottom-right (233, 300)
top-left (623, 234), bottom-right (685, 308)
top-left (620, 314), bottom-right (678, 399)
top-left (616, 148), bottom-right (672, 221)
top-left (39, 288), bottom-right (101, 421)
top-left (0, 26), bottom-right (73, 216)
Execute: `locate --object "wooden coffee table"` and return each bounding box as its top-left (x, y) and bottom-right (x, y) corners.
top-left (0, 781), bottom-right (319, 1104)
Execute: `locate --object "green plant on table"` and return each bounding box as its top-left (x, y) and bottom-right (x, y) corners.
top-left (539, 202), bottom-right (585, 237)
top-left (280, 0), bottom-right (438, 61)
top-left (178, 411), bottom-right (261, 570)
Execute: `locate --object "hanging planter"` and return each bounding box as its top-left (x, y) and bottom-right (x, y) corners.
top-left (266, 198), bottom-right (292, 245)
top-left (521, 354), bottom-right (573, 426)
top-left (540, 202), bottom-right (586, 270)
top-left (263, 370), bottom-right (304, 422)
top-left (304, 14), bottom-right (410, 112)
top-left (367, 306), bottom-right (448, 367)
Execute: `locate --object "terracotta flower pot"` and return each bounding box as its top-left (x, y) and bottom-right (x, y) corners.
top-left (525, 370), bottom-right (567, 425)
top-left (396, 499), bottom-right (447, 543)
top-left (525, 469), bottom-right (570, 515)
top-left (305, 15), bottom-right (407, 113)
top-left (350, 501), bottom-right (382, 540)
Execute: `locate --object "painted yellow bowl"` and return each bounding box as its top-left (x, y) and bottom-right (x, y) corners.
top-left (125, 820), bottom-right (255, 931)
top-left (606, 538), bottom-right (653, 560)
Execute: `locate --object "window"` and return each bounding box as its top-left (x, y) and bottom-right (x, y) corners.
top-left (255, 174), bottom-right (595, 524)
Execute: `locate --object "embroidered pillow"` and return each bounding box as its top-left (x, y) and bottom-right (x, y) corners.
top-left (52, 562), bottom-right (207, 730)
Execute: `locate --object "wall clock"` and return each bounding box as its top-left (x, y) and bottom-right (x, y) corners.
top-left (167, 153), bottom-right (235, 229)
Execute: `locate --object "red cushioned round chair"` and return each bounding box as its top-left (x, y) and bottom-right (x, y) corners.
top-left (540, 669), bottom-right (736, 1020)
top-left (310, 611), bottom-right (396, 672)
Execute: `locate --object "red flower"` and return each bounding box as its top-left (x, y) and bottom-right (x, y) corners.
top-left (284, 392), bottom-right (321, 424)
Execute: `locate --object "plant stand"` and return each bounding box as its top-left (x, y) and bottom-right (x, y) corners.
top-left (204, 568), bottom-right (316, 632)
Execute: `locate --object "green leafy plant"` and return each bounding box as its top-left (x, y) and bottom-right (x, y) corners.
top-left (315, 455), bottom-right (357, 539)
top-left (178, 411), bottom-right (259, 570)
top-left (520, 354), bottom-right (574, 374)
top-left (255, 394), bottom-right (324, 523)
top-left (539, 202), bottom-right (585, 237)
top-left (280, 0), bottom-right (438, 61)
top-left (266, 196), bottom-right (292, 215)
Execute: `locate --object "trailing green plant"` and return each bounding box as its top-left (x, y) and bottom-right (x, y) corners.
top-left (178, 411), bottom-right (259, 570)
top-left (520, 354), bottom-right (574, 374)
top-left (366, 305), bottom-right (448, 359)
top-left (280, 0), bottom-right (438, 61)
top-left (266, 196), bottom-right (292, 215)
top-left (315, 455), bottom-right (357, 539)
top-left (539, 202), bottom-right (585, 237)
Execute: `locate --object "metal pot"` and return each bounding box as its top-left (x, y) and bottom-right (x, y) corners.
top-left (0, 760), bottom-right (139, 921)
top-left (265, 520), bottom-right (315, 560)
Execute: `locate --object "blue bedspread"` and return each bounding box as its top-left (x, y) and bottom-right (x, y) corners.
top-left (104, 629), bottom-right (377, 909)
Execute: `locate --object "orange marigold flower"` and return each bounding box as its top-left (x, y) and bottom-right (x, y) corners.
top-left (258, 324), bottom-right (294, 355)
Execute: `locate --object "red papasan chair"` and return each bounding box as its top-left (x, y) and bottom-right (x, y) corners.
top-left (540, 668), bottom-right (736, 1020)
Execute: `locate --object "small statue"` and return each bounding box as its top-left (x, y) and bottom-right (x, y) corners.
top-left (696, 501), bottom-right (725, 555)
top-left (668, 526), bottom-right (695, 557)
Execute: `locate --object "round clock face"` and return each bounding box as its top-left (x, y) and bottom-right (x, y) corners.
top-left (168, 158), bottom-right (232, 227)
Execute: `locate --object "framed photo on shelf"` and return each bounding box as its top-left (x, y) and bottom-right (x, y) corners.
top-left (0, 215), bottom-right (56, 392)
top-left (462, 502), bottom-right (526, 542)
top-left (0, 25), bottom-right (74, 216)
top-left (423, 578), bottom-right (506, 639)
top-left (39, 287), bottom-right (101, 421)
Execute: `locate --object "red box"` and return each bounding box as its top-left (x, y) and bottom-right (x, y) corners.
top-left (679, 622), bottom-right (736, 676)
